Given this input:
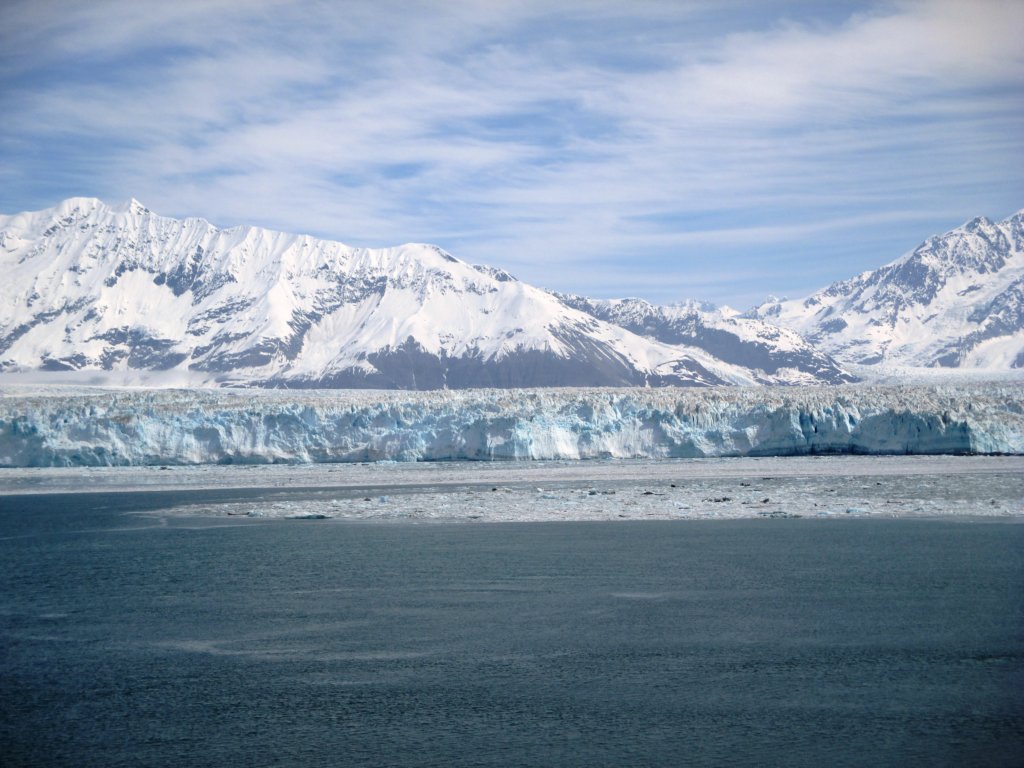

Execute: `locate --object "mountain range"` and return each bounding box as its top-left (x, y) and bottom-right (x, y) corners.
top-left (751, 210), bottom-right (1024, 369)
top-left (0, 198), bottom-right (1020, 389)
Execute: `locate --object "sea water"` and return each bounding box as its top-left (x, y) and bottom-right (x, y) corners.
top-left (1, 493), bottom-right (1022, 766)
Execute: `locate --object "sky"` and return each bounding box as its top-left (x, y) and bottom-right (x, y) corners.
top-left (1, 0), bottom-right (1022, 309)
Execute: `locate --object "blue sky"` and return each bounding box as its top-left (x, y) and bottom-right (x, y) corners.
top-left (1, 0), bottom-right (1022, 308)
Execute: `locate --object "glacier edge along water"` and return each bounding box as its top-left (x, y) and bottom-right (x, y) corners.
top-left (0, 383), bottom-right (1022, 467)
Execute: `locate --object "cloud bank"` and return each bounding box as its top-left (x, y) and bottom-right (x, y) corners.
top-left (1, 0), bottom-right (1022, 306)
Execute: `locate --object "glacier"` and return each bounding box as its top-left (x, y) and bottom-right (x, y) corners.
top-left (1, 383), bottom-right (1021, 467)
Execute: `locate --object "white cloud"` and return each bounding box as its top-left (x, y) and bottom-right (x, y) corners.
top-left (1, 0), bottom-right (1022, 305)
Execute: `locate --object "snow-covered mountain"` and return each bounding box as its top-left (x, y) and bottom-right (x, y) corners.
top-left (750, 211), bottom-right (1024, 369)
top-left (0, 198), bottom-right (851, 388)
top-left (559, 295), bottom-right (854, 384)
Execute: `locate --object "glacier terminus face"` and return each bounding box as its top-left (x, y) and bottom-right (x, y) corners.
top-left (1, 383), bottom-right (1021, 467)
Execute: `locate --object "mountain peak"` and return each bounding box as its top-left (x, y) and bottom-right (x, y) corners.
top-left (50, 196), bottom-right (104, 217)
top-left (113, 197), bottom-right (150, 215)
top-left (961, 215), bottom-right (995, 233)
top-left (749, 209), bottom-right (1024, 369)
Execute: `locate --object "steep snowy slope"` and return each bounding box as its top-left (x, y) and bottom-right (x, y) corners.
top-left (750, 211), bottom-right (1024, 368)
top-left (559, 295), bottom-right (854, 384)
top-left (0, 198), bottom-right (849, 388)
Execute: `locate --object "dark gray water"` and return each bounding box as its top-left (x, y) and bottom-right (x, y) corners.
top-left (2, 493), bottom-right (1023, 767)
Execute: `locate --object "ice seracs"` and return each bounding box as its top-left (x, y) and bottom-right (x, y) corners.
top-left (1, 383), bottom-right (1020, 466)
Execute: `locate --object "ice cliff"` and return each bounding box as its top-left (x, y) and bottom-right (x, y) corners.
top-left (1, 384), bottom-right (1021, 467)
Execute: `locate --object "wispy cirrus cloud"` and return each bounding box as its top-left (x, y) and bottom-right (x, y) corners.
top-left (1, 0), bottom-right (1021, 307)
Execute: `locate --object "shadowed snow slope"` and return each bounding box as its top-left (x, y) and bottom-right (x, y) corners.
top-left (0, 198), bottom-right (848, 388)
top-left (0, 383), bottom-right (1020, 466)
